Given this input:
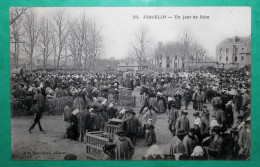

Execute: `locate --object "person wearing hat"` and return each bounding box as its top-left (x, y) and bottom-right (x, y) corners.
top-left (168, 102), bottom-right (179, 136)
top-left (167, 96), bottom-right (175, 111)
top-left (113, 129), bottom-right (135, 160)
top-left (67, 109), bottom-right (80, 140)
top-left (107, 103), bottom-right (117, 119)
top-left (28, 100), bottom-right (44, 133)
top-left (220, 126), bottom-right (235, 160)
top-left (215, 104), bottom-right (227, 129)
top-left (174, 91), bottom-right (182, 110)
top-left (175, 111), bottom-right (190, 135)
top-left (233, 90), bottom-right (243, 114)
top-left (157, 92), bottom-right (167, 113)
top-left (190, 146), bottom-right (206, 160)
top-left (225, 101), bottom-right (234, 128)
top-left (212, 93), bottom-right (222, 111)
top-left (203, 126), bottom-right (224, 160)
top-left (200, 111), bottom-right (210, 139)
top-left (201, 106), bottom-right (209, 120)
top-left (73, 92), bottom-right (84, 112)
top-left (78, 106), bottom-right (92, 142)
top-left (237, 118), bottom-right (250, 160)
top-left (183, 87), bottom-right (192, 110)
top-left (193, 112), bottom-right (202, 143)
top-left (91, 106), bottom-right (105, 131)
top-left (125, 109), bottom-right (141, 145)
top-left (196, 89), bottom-right (205, 111)
top-left (33, 87), bottom-right (45, 114)
top-left (169, 129), bottom-right (186, 155)
top-left (145, 118), bottom-right (157, 146)
top-left (183, 128), bottom-right (199, 156)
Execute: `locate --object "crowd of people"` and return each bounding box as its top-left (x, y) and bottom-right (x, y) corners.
top-left (11, 65), bottom-right (251, 160)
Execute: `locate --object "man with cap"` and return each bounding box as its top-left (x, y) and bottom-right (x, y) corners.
top-left (28, 100), bottom-right (44, 133)
top-left (183, 128), bottom-right (199, 156)
top-left (175, 111), bottom-right (190, 135)
top-left (34, 88), bottom-right (45, 114)
top-left (168, 102), bottom-right (179, 136)
top-left (125, 109), bottom-right (141, 145)
top-left (113, 129), bottom-right (135, 160)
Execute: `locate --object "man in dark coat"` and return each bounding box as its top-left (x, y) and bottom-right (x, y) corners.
top-left (175, 111), bottom-right (190, 135)
top-left (183, 128), bottom-right (199, 156)
top-left (203, 126), bottom-right (224, 160)
top-left (183, 88), bottom-right (192, 110)
top-left (168, 103), bottom-right (179, 136)
top-left (28, 100), bottom-right (44, 133)
top-left (125, 110), bottom-right (141, 145)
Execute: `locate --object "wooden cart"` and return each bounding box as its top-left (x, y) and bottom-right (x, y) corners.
top-left (104, 118), bottom-right (124, 134)
top-left (85, 131), bottom-right (113, 160)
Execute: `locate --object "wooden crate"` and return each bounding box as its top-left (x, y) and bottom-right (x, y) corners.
top-left (85, 131), bottom-right (112, 160)
top-left (11, 97), bottom-right (33, 117)
top-left (46, 97), bottom-right (73, 115)
top-left (104, 119), bottom-right (124, 134)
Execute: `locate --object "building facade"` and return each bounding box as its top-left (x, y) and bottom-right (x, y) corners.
top-left (155, 42), bottom-right (184, 69)
top-left (216, 36), bottom-right (251, 67)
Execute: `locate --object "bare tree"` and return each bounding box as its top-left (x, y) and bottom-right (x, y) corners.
top-left (131, 26), bottom-right (149, 69)
top-left (88, 20), bottom-right (103, 71)
top-left (38, 17), bottom-right (53, 71)
top-left (189, 42), bottom-right (206, 66)
top-left (67, 21), bottom-right (80, 72)
top-left (9, 7), bottom-right (28, 25)
top-left (177, 29), bottom-right (192, 69)
top-left (53, 10), bottom-right (68, 71)
top-left (10, 8), bottom-right (24, 69)
top-left (68, 15), bottom-right (87, 71)
top-left (22, 8), bottom-right (39, 72)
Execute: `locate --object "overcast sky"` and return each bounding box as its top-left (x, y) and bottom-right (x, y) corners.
top-left (35, 7), bottom-right (251, 60)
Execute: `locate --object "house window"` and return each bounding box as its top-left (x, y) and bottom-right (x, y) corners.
top-left (166, 63), bottom-right (170, 68)
top-left (242, 48), bottom-right (244, 51)
top-left (241, 56), bottom-right (244, 60)
top-left (235, 56), bottom-right (237, 61)
top-left (226, 48), bottom-right (229, 53)
top-left (219, 57), bottom-right (222, 61)
top-left (226, 57), bottom-right (228, 61)
top-left (220, 48), bottom-right (222, 53)
top-left (235, 48), bottom-right (238, 53)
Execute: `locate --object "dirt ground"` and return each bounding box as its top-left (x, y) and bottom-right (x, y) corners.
top-left (11, 88), bottom-right (238, 160)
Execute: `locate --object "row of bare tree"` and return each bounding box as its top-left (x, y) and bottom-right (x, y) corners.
top-left (10, 8), bottom-right (102, 72)
top-left (128, 26), bottom-right (207, 69)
